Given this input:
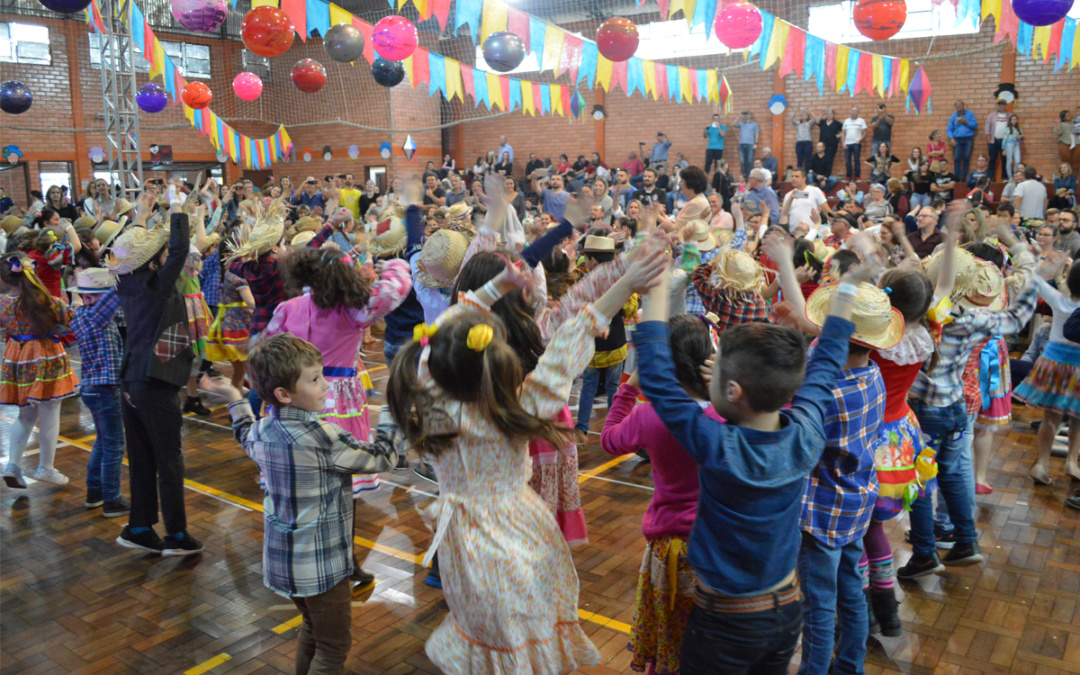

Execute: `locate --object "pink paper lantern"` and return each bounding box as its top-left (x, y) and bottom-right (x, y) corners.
top-left (371, 15), bottom-right (417, 61)
top-left (232, 72), bottom-right (263, 101)
top-left (714, 1), bottom-right (764, 51)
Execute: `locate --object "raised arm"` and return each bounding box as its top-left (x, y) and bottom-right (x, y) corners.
top-left (158, 210), bottom-right (191, 289)
top-left (350, 259), bottom-right (412, 328)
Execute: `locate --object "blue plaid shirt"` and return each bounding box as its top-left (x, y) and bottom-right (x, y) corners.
top-left (800, 363), bottom-right (885, 548)
top-left (70, 291), bottom-right (123, 387)
top-left (228, 401), bottom-right (398, 598)
top-left (200, 250), bottom-right (222, 308)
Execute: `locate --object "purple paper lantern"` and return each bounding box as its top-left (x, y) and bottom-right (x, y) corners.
top-left (1010, 0), bottom-right (1072, 27)
top-left (136, 83), bottom-right (168, 113)
top-left (171, 0), bottom-right (227, 33)
top-left (37, 0), bottom-right (92, 14)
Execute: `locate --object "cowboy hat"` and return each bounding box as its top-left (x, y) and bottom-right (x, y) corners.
top-left (72, 267), bottom-right (116, 294)
top-left (710, 248), bottom-right (765, 294)
top-left (73, 215), bottom-right (98, 230)
top-left (957, 258), bottom-right (1007, 312)
top-left (94, 216), bottom-right (128, 249)
top-left (683, 220), bottom-right (717, 251)
top-left (804, 282), bottom-right (905, 350)
top-left (581, 234), bottom-right (616, 253)
top-left (921, 246), bottom-right (978, 302)
top-left (290, 230), bottom-right (317, 248)
top-left (447, 201), bottom-right (472, 221)
top-left (416, 229), bottom-right (470, 289)
top-left (105, 225), bottom-right (170, 275)
top-left (1, 215), bottom-right (23, 236)
top-left (113, 198), bottom-right (135, 217)
top-left (367, 212), bottom-right (407, 258)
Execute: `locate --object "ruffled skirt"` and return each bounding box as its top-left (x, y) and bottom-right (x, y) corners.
top-left (183, 292), bottom-right (212, 358)
top-left (0, 339), bottom-right (78, 406)
top-left (1014, 342), bottom-right (1080, 417)
top-left (528, 407), bottom-right (587, 545)
top-left (628, 536), bottom-right (696, 675)
top-left (873, 409), bottom-right (931, 521)
top-left (320, 375), bottom-right (378, 496)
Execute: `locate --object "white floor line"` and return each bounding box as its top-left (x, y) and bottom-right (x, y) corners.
top-left (379, 478), bottom-right (438, 499)
top-left (583, 474), bottom-right (654, 491)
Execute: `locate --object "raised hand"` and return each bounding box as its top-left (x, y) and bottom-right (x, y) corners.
top-left (562, 191), bottom-right (596, 227)
top-left (624, 240), bottom-right (670, 294)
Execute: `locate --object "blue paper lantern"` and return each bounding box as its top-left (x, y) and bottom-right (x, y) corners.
top-left (136, 83), bottom-right (168, 113)
top-left (0, 81), bottom-right (33, 115)
top-left (482, 32), bottom-right (526, 73)
top-left (371, 57), bottom-right (405, 87)
top-left (1010, 0), bottom-right (1071, 27)
top-left (37, 0), bottom-right (92, 14)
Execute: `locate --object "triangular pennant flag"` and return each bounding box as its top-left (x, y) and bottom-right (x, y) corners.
top-left (431, 0), bottom-right (451, 32)
top-left (445, 57), bottom-right (463, 101)
top-left (480, 0), bottom-right (508, 45)
top-left (507, 7), bottom-right (529, 52)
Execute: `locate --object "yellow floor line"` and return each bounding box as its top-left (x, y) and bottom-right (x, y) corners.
top-left (271, 615), bottom-right (304, 634)
top-left (577, 453), bottom-right (634, 484)
top-left (183, 653), bottom-right (230, 675)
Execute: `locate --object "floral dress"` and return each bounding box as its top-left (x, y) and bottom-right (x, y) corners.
top-left (179, 260), bottom-right (212, 359)
top-left (420, 293), bottom-right (602, 674)
top-left (0, 295), bottom-right (78, 406)
top-left (205, 272), bottom-right (252, 362)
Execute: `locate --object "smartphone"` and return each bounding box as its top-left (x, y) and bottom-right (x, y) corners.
top-left (793, 190), bottom-right (809, 200)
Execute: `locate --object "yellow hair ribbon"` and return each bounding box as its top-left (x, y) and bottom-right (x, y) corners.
top-left (413, 322), bottom-right (438, 346)
top-left (467, 324), bottom-right (494, 352)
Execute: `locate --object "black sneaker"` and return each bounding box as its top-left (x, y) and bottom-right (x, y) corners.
top-left (183, 397), bottom-right (213, 416)
top-left (1065, 488), bottom-right (1080, 511)
top-left (116, 526), bottom-right (163, 554)
top-left (942, 542), bottom-right (984, 567)
top-left (350, 567), bottom-right (375, 594)
top-left (202, 365), bottom-right (224, 379)
top-left (103, 496), bottom-right (131, 518)
top-left (394, 453), bottom-right (409, 471)
top-left (161, 533), bottom-right (204, 557)
top-left (896, 552), bottom-right (945, 580)
top-left (903, 529), bottom-right (956, 550)
top-left (85, 492), bottom-right (103, 509)
top-left (414, 461), bottom-right (437, 485)
top-left (635, 448), bottom-right (651, 463)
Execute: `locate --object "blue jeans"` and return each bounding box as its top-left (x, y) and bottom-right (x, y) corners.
top-left (797, 533), bottom-right (868, 675)
top-left (933, 412), bottom-right (977, 534)
top-left (575, 361), bottom-right (624, 433)
top-left (82, 385), bottom-right (125, 502)
top-left (908, 400), bottom-right (977, 558)
top-left (910, 192), bottom-right (932, 209)
top-left (384, 338), bottom-right (405, 368)
top-left (808, 173), bottom-right (837, 194)
top-left (739, 144), bottom-right (755, 178)
top-left (953, 136), bottom-right (974, 180)
top-left (845, 143), bottom-right (862, 179)
top-left (795, 141), bottom-right (813, 172)
top-left (680, 592), bottom-right (802, 675)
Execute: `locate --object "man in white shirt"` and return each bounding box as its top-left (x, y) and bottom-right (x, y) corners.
top-left (985, 100), bottom-right (1010, 181)
top-left (496, 136), bottom-right (514, 163)
top-left (780, 169), bottom-right (829, 237)
top-left (841, 106), bottom-right (867, 180)
top-left (1012, 166), bottom-right (1046, 220)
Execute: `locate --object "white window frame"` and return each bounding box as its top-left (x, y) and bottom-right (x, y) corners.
top-left (0, 22), bottom-right (51, 65)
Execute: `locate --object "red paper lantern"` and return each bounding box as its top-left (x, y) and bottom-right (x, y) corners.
top-left (241, 6), bottom-right (295, 59)
top-left (853, 0), bottom-right (907, 41)
top-left (291, 58), bottom-right (327, 94)
top-left (595, 17), bottom-right (639, 62)
top-left (181, 81), bottom-right (212, 109)
top-left (714, 1), bottom-right (764, 50)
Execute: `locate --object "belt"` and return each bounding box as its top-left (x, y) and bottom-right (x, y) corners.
top-left (10, 334), bottom-right (61, 343)
top-left (323, 366), bottom-right (357, 378)
top-left (694, 578), bottom-right (801, 614)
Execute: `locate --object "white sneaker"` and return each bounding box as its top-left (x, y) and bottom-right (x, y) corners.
top-left (3, 463), bottom-right (27, 489)
top-left (32, 466), bottom-right (69, 485)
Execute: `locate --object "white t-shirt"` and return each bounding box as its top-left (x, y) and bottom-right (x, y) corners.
top-left (843, 118), bottom-right (868, 145)
top-left (1013, 179), bottom-right (1046, 219)
top-left (785, 186), bottom-right (827, 231)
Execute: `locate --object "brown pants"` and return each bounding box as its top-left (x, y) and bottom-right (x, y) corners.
top-left (1060, 143), bottom-right (1080, 178)
top-left (291, 578), bottom-right (352, 675)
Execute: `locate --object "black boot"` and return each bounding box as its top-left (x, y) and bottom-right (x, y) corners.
top-left (183, 396), bottom-right (212, 416)
top-left (870, 586), bottom-right (902, 637)
top-left (866, 587), bottom-right (879, 635)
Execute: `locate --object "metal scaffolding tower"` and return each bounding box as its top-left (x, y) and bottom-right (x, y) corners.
top-left (99, 0), bottom-right (143, 197)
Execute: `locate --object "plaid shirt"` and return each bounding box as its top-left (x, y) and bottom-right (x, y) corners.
top-left (692, 261), bottom-right (774, 331)
top-left (70, 291), bottom-right (123, 386)
top-left (199, 250), bottom-right (222, 307)
top-left (910, 283), bottom-right (1038, 408)
top-left (228, 401), bottom-right (398, 598)
top-left (801, 363), bottom-right (885, 548)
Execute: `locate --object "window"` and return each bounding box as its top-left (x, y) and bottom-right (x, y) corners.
top-left (88, 32), bottom-right (151, 73)
top-left (89, 34), bottom-right (209, 78)
top-left (808, 0), bottom-right (980, 44)
top-left (242, 49), bottom-right (271, 80)
top-left (0, 22), bottom-right (51, 65)
top-left (39, 162), bottom-right (73, 196)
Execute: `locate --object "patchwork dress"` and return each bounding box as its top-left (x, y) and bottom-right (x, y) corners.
top-left (0, 295), bottom-right (78, 406)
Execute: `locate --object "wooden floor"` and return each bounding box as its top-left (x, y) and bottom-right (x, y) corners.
top-left (2, 341), bottom-right (1079, 675)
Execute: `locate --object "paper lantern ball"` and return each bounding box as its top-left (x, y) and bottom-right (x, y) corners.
top-left (482, 31), bottom-right (526, 72)
top-left (241, 6), bottom-right (295, 58)
top-left (1011, 0), bottom-right (1072, 27)
top-left (291, 59), bottom-right (327, 94)
top-left (371, 15), bottom-right (417, 61)
top-left (136, 83), bottom-right (168, 113)
top-left (170, 0), bottom-right (227, 33)
top-left (232, 72), bottom-right (263, 101)
top-left (595, 17), bottom-right (639, 62)
top-left (853, 0), bottom-right (907, 41)
top-left (37, 0), bottom-right (92, 14)
top-left (0, 81), bottom-right (33, 115)
top-left (714, 1), bottom-right (764, 50)
top-left (371, 57), bottom-right (405, 87)
top-left (181, 81), bottom-right (213, 109)
top-left (323, 23), bottom-right (365, 63)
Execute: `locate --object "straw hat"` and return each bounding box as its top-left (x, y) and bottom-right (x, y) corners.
top-left (367, 212), bottom-right (407, 258)
top-left (416, 229), bottom-right (470, 289)
top-left (804, 282), bottom-right (905, 350)
top-left (290, 231), bottom-right (317, 248)
top-left (73, 215), bottom-right (98, 230)
top-left (921, 246), bottom-right (978, 302)
top-left (712, 229), bottom-right (735, 249)
top-left (114, 198), bottom-right (135, 217)
top-left (2, 215), bottom-right (23, 236)
top-left (293, 215), bottom-right (322, 233)
top-left (447, 201), bottom-right (472, 221)
top-left (811, 240), bottom-right (837, 264)
top-left (581, 234), bottom-right (616, 253)
top-left (94, 216), bottom-right (128, 249)
top-left (683, 220), bottom-right (717, 251)
top-left (72, 267), bottom-right (116, 294)
top-left (105, 225), bottom-right (170, 275)
top-left (958, 258), bottom-right (1007, 312)
top-left (710, 248), bottom-right (765, 294)
top-left (228, 199), bottom-right (288, 262)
